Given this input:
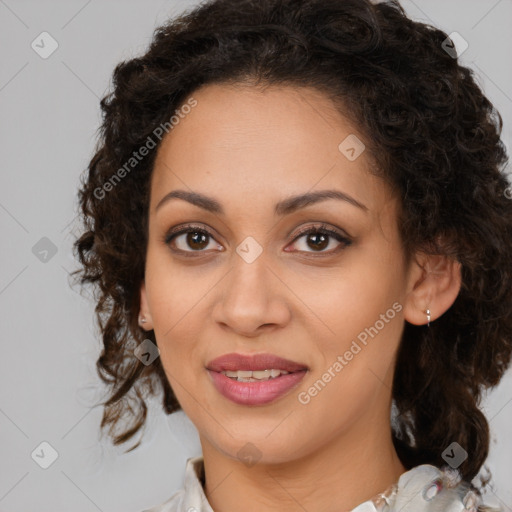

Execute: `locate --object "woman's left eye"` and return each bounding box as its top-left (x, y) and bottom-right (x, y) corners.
top-left (163, 223), bottom-right (352, 256)
top-left (287, 224), bottom-right (352, 255)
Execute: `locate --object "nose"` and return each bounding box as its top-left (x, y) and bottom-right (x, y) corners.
top-left (212, 249), bottom-right (291, 338)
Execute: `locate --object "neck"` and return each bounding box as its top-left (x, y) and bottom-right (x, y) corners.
top-left (201, 417), bottom-right (406, 512)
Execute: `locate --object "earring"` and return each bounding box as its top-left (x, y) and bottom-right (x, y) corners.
top-left (139, 315), bottom-right (147, 324)
top-left (426, 309), bottom-right (431, 327)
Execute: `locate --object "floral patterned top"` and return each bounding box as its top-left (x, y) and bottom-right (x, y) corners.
top-left (141, 456), bottom-right (501, 512)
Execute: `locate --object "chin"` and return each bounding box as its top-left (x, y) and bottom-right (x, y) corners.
top-left (207, 429), bottom-right (309, 467)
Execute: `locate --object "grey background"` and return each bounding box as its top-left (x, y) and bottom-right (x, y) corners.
top-left (0, 1), bottom-right (511, 511)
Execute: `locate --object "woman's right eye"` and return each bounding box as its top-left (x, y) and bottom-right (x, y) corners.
top-left (164, 224), bottom-right (223, 256)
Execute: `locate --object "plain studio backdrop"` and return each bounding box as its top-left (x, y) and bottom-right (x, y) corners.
top-left (0, 1), bottom-right (511, 511)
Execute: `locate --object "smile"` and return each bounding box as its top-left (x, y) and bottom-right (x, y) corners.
top-left (221, 369), bottom-right (290, 381)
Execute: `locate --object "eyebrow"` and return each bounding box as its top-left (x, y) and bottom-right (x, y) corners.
top-left (154, 189), bottom-right (369, 215)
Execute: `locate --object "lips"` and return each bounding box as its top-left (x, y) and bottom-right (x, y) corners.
top-left (206, 352), bottom-right (309, 406)
top-left (206, 352), bottom-right (308, 373)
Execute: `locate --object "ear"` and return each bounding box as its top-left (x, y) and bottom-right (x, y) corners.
top-left (139, 279), bottom-right (154, 330)
top-left (403, 252), bottom-right (462, 326)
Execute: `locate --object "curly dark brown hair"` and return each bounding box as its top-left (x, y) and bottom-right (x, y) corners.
top-left (72, 0), bottom-right (512, 496)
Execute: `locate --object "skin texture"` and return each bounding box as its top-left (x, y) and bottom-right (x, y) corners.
top-left (139, 83), bottom-right (461, 512)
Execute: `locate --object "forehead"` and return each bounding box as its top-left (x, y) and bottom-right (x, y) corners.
top-left (149, 83), bottom-right (390, 216)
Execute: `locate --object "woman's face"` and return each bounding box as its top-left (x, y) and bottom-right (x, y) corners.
top-left (141, 83), bottom-right (416, 464)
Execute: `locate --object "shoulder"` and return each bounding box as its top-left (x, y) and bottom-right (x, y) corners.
top-left (391, 464), bottom-right (503, 512)
top-left (140, 489), bottom-right (184, 512)
top-left (139, 455), bottom-right (209, 512)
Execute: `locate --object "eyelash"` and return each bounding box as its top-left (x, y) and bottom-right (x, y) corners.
top-left (162, 222), bottom-right (352, 258)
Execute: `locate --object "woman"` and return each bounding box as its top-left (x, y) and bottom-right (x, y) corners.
top-left (72, 0), bottom-right (512, 510)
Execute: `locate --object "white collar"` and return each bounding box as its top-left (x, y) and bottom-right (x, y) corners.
top-left (158, 455), bottom-right (495, 512)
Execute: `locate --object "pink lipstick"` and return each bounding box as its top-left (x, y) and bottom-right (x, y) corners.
top-left (206, 353), bottom-right (308, 406)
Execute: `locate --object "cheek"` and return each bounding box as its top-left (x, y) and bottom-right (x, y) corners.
top-left (145, 250), bottom-right (215, 337)
top-left (144, 258), bottom-right (209, 383)
top-left (306, 251), bottom-right (403, 349)
top-left (330, 269), bottom-right (404, 379)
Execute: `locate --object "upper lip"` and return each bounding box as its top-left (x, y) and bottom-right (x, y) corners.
top-left (206, 353), bottom-right (308, 373)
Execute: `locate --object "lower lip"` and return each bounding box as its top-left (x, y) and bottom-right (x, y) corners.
top-left (207, 370), bottom-right (307, 406)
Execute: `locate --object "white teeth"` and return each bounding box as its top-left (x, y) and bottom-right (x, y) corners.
top-left (221, 369), bottom-right (290, 382)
